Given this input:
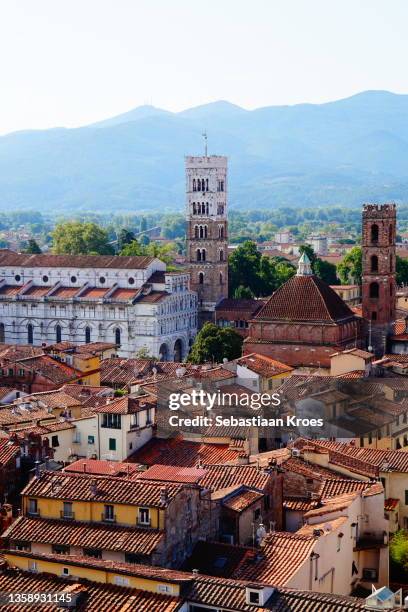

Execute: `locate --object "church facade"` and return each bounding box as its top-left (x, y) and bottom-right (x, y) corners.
top-left (0, 251), bottom-right (197, 360)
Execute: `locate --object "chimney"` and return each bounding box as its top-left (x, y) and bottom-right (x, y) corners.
top-left (82, 462), bottom-right (87, 473)
top-left (44, 456), bottom-right (50, 471)
top-left (90, 480), bottom-right (98, 496)
top-left (192, 568), bottom-right (199, 575)
top-left (160, 486), bottom-right (168, 506)
top-left (34, 461), bottom-right (41, 479)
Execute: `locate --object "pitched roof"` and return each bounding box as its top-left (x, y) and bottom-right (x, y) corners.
top-left (222, 488), bottom-right (263, 512)
top-left (0, 437), bottom-right (20, 465)
top-left (0, 251), bottom-right (155, 269)
top-left (199, 464), bottom-right (271, 492)
top-left (234, 353), bottom-right (293, 377)
top-left (17, 355), bottom-right (81, 385)
top-left (128, 437), bottom-right (244, 467)
top-left (232, 531), bottom-right (317, 585)
top-left (255, 274), bottom-right (355, 322)
top-left (93, 394), bottom-right (156, 414)
top-left (293, 438), bottom-right (408, 474)
top-left (3, 516), bottom-right (163, 556)
top-left (64, 459), bottom-right (142, 477)
top-left (0, 566), bottom-right (180, 611)
top-left (22, 470), bottom-right (183, 507)
top-left (137, 464), bottom-right (208, 484)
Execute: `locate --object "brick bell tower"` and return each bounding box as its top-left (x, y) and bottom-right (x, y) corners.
top-left (362, 203), bottom-right (396, 354)
top-left (185, 152), bottom-right (228, 325)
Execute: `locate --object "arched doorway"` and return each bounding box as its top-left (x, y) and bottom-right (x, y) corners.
top-left (159, 343), bottom-right (168, 361)
top-left (174, 339), bottom-right (183, 362)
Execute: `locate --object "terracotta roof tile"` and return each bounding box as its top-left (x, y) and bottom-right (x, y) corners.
top-left (385, 498), bottom-right (399, 511)
top-left (0, 566), bottom-right (179, 611)
top-left (223, 488), bottom-right (263, 512)
top-left (137, 464), bottom-right (207, 484)
top-left (234, 353), bottom-right (293, 377)
top-left (255, 274), bottom-right (355, 322)
top-left (22, 470), bottom-right (183, 507)
top-left (4, 516), bottom-right (164, 556)
top-left (232, 531), bottom-right (317, 585)
top-left (108, 287), bottom-right (139, 301)
top-left (65, 459), bottom-right (142, 477)
top-left (129, 437), bottom-right (243, 468)
top-left (0, 251), bottom-right (155, 269)
top-left (93, 394), bottom-right (156, 414)
top-left (200, 464), bottom-right (270, 492)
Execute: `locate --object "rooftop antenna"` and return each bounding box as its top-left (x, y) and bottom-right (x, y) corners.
top-left (202, 131), bottom-right (208, 157)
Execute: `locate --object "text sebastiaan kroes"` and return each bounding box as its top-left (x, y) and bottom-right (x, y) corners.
top-left (167, 390), bottom-right (324, 429)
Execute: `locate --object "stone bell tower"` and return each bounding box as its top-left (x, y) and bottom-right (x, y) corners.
top-left (185, 152), bottom-right (228, 324)
top-left (362, 203), bottom-right (396, 353)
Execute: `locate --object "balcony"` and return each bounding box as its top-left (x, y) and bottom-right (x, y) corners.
top-left (354, 531), bottom-right (387, 551)
top-left (101, 513), bottom-right (116, 523)
top-left (60, 510), bottom-right (75, 520)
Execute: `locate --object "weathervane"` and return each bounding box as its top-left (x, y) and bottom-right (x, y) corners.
top-left (202, 131), bottom-right (208, 157)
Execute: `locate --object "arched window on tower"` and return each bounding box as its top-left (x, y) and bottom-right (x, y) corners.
top-left (219, 249), bottom-right (224, 262)
top-left (85, 326), bottom-right (91, 343)
top-left (219, 225), bottom-right (224, 239)
top-left (198, 272), bottom-right (204, 285)
top-left (204, 225), bottom-right (208, 238)
top-left (369, 281), bottom-right (379, 298)
top-left (196, 249), bottom-right (202, 262)
top-left (199, 226), bottom-right (204, 238)
top-left (193, 202), bottom-right (197, 215)
top-left (27, 324), bottom-right (33, 345)
top-left (206, 178), bottom-right (209, 191)
top-left (197, 179), bottom-right (201, 191)
top-left (194, 226), bottom-right (199, 238)
top-left (371, 224), bottom-right (379, 243)
top-left (115, 328), bottom-right (121, 346)
top-left (56, 325), bottom-right (62, 343)
top-left (193, 179), bottom-right (196, 192)
top-left (202, 249), bottom-right (206, 262)
top-left (371, 255), bottom-right (378, 272)
top-left (206, 202), bottom-right (209, 214)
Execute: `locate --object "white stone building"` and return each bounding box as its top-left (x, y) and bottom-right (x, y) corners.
top-left (0, 251), bottom-right (197, 360)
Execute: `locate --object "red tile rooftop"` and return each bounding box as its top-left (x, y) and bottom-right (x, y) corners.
top-left (232, 531), bottom-right (318, 585)
top-left (222, 488), bottom-right (263, 513)
top-left (137, 464), bottom-right (208, 484)
top-left (4, 516), bottom-right (163, 557)
top-left (108, 287), bottom-right (139, 301)
top-left (255, 274), bottom-right (355, 323)
top-left (79, 287), bottom-right (109, 299)
top-left (65, 459), bottom-right (142, 477)
top-left (0, 251), bottom-right (155, 269)
top-left (128, 437), bottom-right (245, 468)
top-left (0, 285), bottom-right (22, 296)
top-left (48, 286), bottom-right (81, 298)
top-left (22, 285), bottom-right (52, 297)
top-left (385, 498), bottom-right (399, 511)
top-left (235, 353), bottom-right (293, 377)
top-left (22, 470), bottom-right (183, 507)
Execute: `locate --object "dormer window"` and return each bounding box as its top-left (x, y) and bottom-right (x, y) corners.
top-left (138, 507), bottom-right (150, 526)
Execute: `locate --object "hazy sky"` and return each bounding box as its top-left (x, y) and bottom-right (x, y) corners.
top-left (1, 0), bottom-right (407, 134)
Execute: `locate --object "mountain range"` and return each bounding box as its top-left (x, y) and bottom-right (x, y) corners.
top-left (2, 90), bottom-right (408, 213)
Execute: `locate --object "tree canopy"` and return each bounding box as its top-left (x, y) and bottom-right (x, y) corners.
top-left (336, 246), bottom-right (362, 285)
top-left (52, 221), bottom-right (114, 255)
top-left (187, 323), bottom-right (243, 364)
top-left (25, 238), bottom-right (42, 254)
top-left (228, 241), bottom-right (295, 297)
